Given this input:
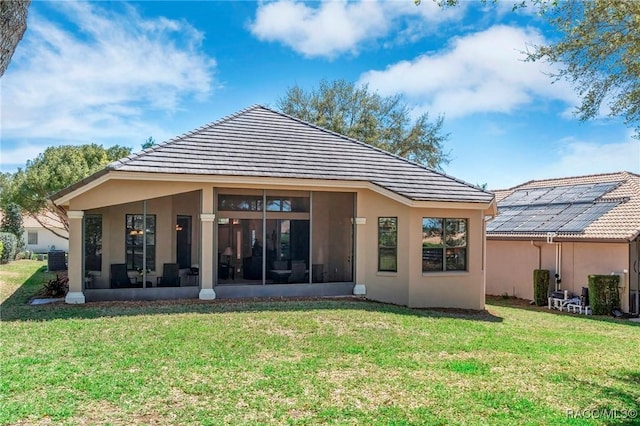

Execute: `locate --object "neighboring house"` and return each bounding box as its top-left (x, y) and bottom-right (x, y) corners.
top-left (22, 213), bottom-right (69, 253)
top-left (486, 172), bottom-right (640, 314)
top-left (0, 211), bottom-right (69, 253)
top-left (52, 105), bottom-right (495, 308)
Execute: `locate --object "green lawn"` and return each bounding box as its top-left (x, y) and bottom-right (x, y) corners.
top-left (1, 260), bottom-right (639, 425)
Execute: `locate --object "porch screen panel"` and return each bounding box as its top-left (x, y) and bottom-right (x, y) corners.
top-left (84, 214), bottom-right (102, 272)
top-left (125, 214), bottom-right (156, 271)
top-left (311, 192), bottom-right (354, 282)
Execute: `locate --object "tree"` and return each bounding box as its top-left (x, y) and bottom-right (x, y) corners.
top-left (1, 144), bottom-right (132, 239)
top-left (0, 0), bottom-right (31, 77)
top-left (0, 203), bottom-right (25, 252)
top-left (527, 0), bottom-right (640, 136)
top-left (142, 136), bottom-right (156, 150)
top-left (277, 79), bottom-right (450, 169)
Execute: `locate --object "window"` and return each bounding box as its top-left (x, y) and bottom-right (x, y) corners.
top-left (218, 195), bottom-right (263, 211)
top-left (27, 231), bottom-right (38, 245)
top-left (84, 215), bottom-right (102, 271)
top-left (422, 218), bottom-right (467, 272)
top-left (378, 217), bottom-right (397, 272)
top-left (125, 214), bottom-right (156, 271)
top-left (266, 196), bottom-right (310, 212)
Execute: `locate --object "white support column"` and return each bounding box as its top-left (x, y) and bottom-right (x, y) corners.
top-left (65, 210), bottom-right (85, 304)
top-left (353, 216), bottom-right (367, 296)
top-left (199, 187), bottom-right (216, 300)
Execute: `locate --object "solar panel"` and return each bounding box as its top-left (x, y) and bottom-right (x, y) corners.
top-left (499, 187), bottom-right (551, 207)
top-left (491, 181), bottom-right (622, 234)
top-left (558, 201), bottom-right (619, 232)
top-left (486, 207), bottom-right (525, 231)
top-left (572, 182), bottom-right (620, 203)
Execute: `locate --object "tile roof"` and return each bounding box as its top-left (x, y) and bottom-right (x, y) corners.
top-left (91, 105), bottom-right (491, 204)
top-left (488, 171), bottom-right (640, 241)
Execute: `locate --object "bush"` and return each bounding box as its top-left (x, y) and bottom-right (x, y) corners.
top-left (533, 269), bottom-right (550, 306)
top-left (0, 203), bottom-right (25, 252)
top-left (0, 232), bottom-right (17, 264)
top-left (588, 275), bottom-right (621, 315)
top-left (0, 241), bottom-right (3, 261)
top-left (42, 275), bottom-right (69, 297)
top-left (15, 251), bottom-right (32, 260)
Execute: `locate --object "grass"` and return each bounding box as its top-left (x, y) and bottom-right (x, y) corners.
top-left (1, 260), bottom-right (639, 425)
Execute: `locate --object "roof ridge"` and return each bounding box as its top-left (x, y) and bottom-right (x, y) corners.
top-left (108, 105), bottom-right (263, 170)
top-left (516, 171), bottom-right (628, 187)
top-left (621, 171), bottom-right (640, 198)
top-left (257, 105), bottom-right (491, 196)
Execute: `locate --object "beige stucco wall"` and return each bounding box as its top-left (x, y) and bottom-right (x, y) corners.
top-left (355, 189), bottom-right (486, 310)
top-left (487, 240), bottom-right (631, 312)
top-left (64, 176), bottom-right (489, 309)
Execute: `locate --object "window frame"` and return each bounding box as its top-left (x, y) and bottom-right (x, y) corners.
top-left (378, 217), bottom-right (398, 273)
top-left (422, 217), bottom-right (468, 273)
top-left (27, 231), bottom-right (38, 245)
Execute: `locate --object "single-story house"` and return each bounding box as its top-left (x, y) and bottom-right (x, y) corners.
top-left (0, 211), bottom-right (68, 253)
top-left (52, 105), bottom-right (496, 309)
top-left (486, 171), bottom-right (640, 314)
top-left (23, 213), bottom-right (69, 253)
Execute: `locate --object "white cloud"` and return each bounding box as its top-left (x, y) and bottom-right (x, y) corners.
top-left (542, 134), bottom-right (640, 179)
top-left (359, 25), bottom-right (579, 118)
top-left (248, 0), bottom-right (465, 59)
top-left (1, 2), bottom-right (216, 157)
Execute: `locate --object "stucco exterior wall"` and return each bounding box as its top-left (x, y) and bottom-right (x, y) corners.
top-left (65, 177), bottom-right (489, 309)
top-left (355, 189), bottom-right (486, 310)
top-left (23, 227), bottom-right (69, 253)
top-left (487, 240), bottom-right (630, 311)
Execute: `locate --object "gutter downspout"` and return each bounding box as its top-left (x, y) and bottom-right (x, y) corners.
top-left (531, 240), bottom-right (542, 270)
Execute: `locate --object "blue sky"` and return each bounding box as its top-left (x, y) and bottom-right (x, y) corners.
top-left (1, 0), bottom-right (638, 189)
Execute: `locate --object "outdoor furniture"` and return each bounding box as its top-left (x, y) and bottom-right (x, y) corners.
top-left (312, 263), bottom-right (325, 283)
top-left (187, 265), bottom-right (199, 286)
top-left (157, 263), bottom-right (180, 287)
top-left (110, 263), bottom-right (138, 288)
top-left (288, 261), bottom-right (307, 283)
top-left (548, 295), bottom-right (592, 315)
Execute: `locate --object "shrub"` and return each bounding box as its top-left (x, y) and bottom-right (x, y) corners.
top-left (0, 203), bottom-right (25, 252)
top-left (588, 275), bottom-right (621, 315)
top-left (0, 232), bottom-right (17, 264)
top-left (42, 275), bottom-right (69, 297)
top-left (533, 269), bottom-right (550, 306)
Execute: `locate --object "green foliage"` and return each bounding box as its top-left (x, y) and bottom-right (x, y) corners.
top-left (277, 79), bottom-right (450, 169)
top-left (0, 203), bottom-right (25, 251)
top-left (1, 144), bottom-right (132, 238)
top-left (141, 136), bottom-right (156, 149)
top-left (0, 232), bottom-right (18, 264)
top-left (528, 1), bottom-right (640, 137)
top-left (588, 274), bottom-right (621, 315)
top-left (42, 274), bottom-right (69, 297)
top-left (533, 269), bottom-right (550, 306)
top-left (0, 241), bottom-right (3, 261)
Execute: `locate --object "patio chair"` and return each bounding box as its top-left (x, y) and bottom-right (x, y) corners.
top-left (157, 263), bottom-right (181, 287)
top-left (288, 261), bottom-right (306, 283)
top-left (110, 263), bottom-right (137, 288)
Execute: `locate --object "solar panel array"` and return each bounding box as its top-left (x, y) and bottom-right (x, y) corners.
top-left (487, 182), bottom-right (621, 234)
